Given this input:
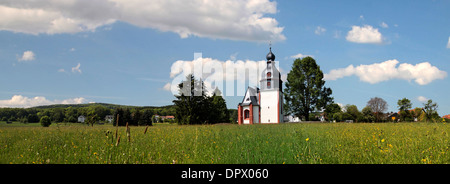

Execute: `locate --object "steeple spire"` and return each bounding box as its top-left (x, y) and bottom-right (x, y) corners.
top-left (266, 43), bottom-right (275, 61)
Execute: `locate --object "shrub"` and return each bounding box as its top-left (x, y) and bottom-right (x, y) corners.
top-left (40, 116), bottom-right (52, 127)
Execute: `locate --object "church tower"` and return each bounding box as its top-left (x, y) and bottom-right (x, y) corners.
top-left (259, 47), bottom-right (283, 123)
top-left (237, 47), bottom-right (283, 125)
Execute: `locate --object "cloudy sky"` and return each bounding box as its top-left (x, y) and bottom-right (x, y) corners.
top-left (0, 0), bottom-right (449, 115)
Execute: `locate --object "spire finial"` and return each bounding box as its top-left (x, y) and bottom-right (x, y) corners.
top-left (266, 41), bottom-right (275, 61)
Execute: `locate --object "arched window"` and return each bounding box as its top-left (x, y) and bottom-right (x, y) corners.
top-left (244, 110), bottom-right (250, 119)
top-left (267, 79), bottom-right (271, 88)
top-left (267, 72), bottom-right (271, 78)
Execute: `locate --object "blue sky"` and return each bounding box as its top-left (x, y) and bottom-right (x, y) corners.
top-left (0, 0), bottom-right (449, 115)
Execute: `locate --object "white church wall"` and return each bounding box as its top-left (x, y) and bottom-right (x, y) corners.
top-left (260, 90), bottom-right (279, 123)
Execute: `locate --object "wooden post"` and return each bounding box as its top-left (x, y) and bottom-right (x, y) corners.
top-left (115, 114), bottom-right (119, 139)
top-left (144, 125), bottom-right (149, 134)
top-left (126, 122), bottom-right (131, 142)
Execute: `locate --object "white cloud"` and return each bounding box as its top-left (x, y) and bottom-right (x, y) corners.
top-left (346, 25), bottom-right (384, 44)
top-left (0, 0), bottom-right (285, 42)
top-left (70, 48), bottom-right (76, 52)
top-left (324, 59), bottom-right (447, 85)
top-left (380, 22), bottom-right (388, 28)
top-left (447, 36), bottom-right (450, 49)
top-left (58, 68), bottom-right (66, 73)
top-left (290, 53), bottom-right (313, 59)
top-left (314, 26), bottom-right (326, 35)
top-left (417, 96), bottom-right (428, 103)
top-left (0, 95), bottom-right (87, 108)
top-left (71, 63), bottom-right (81, 73)
top-left (166, 55), bottom-right (284, 96)
top-left (18, 50), bottom-right (35, 62)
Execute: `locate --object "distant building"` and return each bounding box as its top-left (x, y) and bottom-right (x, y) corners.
top-left (162, 116), bottom-right (175, 120)
top-left (387, 112), bottom-right (399, 122)
top-left (153, 115), bottom-right (175, 122)
top-left (78, 115), bottom-right (85, 123)
top-left (284, 115), bottom-right (301, 122)
top-left (105, 115), bottom-right (114, 123)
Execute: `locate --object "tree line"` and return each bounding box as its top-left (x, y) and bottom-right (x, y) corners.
top-left (0, 103), bottom-right (176, 124)
top-left (283, 56), bottom-right (444, 123)
top-left (321, 97), bottom-right (442, 123)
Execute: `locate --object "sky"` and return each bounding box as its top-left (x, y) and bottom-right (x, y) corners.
top-left (0, 0), bottom-right (449, 116)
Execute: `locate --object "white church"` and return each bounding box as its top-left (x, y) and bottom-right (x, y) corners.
top-left (237, 47), bottom-right (284, 124)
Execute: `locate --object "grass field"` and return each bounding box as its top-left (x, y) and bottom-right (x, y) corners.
top-left (1, 122), bottom-right (449, 164)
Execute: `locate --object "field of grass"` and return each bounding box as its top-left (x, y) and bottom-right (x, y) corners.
top-left (1, 122), bottom-right (449, 164)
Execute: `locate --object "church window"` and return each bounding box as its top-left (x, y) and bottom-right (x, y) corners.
top-left (244, 110), bottom-right (250, 119)
top-left (267, 72), bottom-right (271, 78)
top-left (267, 79), bottom-right (271, 88)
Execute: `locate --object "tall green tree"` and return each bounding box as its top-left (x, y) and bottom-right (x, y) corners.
top-left (423, 99), bottom-right (439, 122)
top-left (397, 98), bottom-right (412, 112)
top-left (397, 98), bottom-right (413, 122)
top-left (51, 108), bottom-right (65, 123)
top-left (173, 74), bottom-right (210, 125)
top-left (210, 87), bottom-right (230, 123)
top-left (132, 109), bottom-right (142, 126)
top-left (362, 106), bottom-right (375, 122)
top-left (325, 103), bottom-right (341, 121)
top-left (345, 105), bottom-right (362, 122)
top-left (284, 57), bottom-right (333, 121)
top-left (141, 109), bottom-right (153, 126)
top-left (113, 108), bottom-right (129, 126)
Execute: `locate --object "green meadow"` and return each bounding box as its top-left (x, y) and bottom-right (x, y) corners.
top-left (1, 122), bottom-right (449, 164)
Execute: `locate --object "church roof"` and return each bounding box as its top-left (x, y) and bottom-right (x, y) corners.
top-left (266, 47), bottom-right (275, 61)
top-left (239, 87), bottom-right (259, 106)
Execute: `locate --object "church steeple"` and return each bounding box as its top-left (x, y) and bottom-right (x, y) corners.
top-left (266, 47), bottom-right (275, 61)
top-left (261, 46), bottom-right (281, 91)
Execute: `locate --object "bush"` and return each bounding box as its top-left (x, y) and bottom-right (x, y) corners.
top-left (27, 114), bottom-right (40, 123)
top-left (40, 116), bottom-right (52, 127)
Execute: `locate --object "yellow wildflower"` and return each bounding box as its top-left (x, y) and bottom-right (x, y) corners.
top-left (306, 138), bottom-right (309, 142)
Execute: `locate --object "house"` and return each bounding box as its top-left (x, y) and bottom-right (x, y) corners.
top-left (153, 115), bottom-right (175, 122)
top-left (387, 112), bottom-right (399, 122)
top-left (105, 115), bottom-right (114, 123)
top-left (442, 115), bottom-right (450, 120)
top-left (162, 116), bottom-right (175, 120)
top-left (237, 47), bottom-right (284, 124)
top-left (78, 115), bottom-right (85, 123)
top-left (284, 115), bottom-right (301, 122)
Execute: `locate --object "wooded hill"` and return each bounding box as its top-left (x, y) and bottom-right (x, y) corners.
top-left (0, 102), bottom-right (238, 124)
top-left (0, 103), bottom-right (176, 124)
